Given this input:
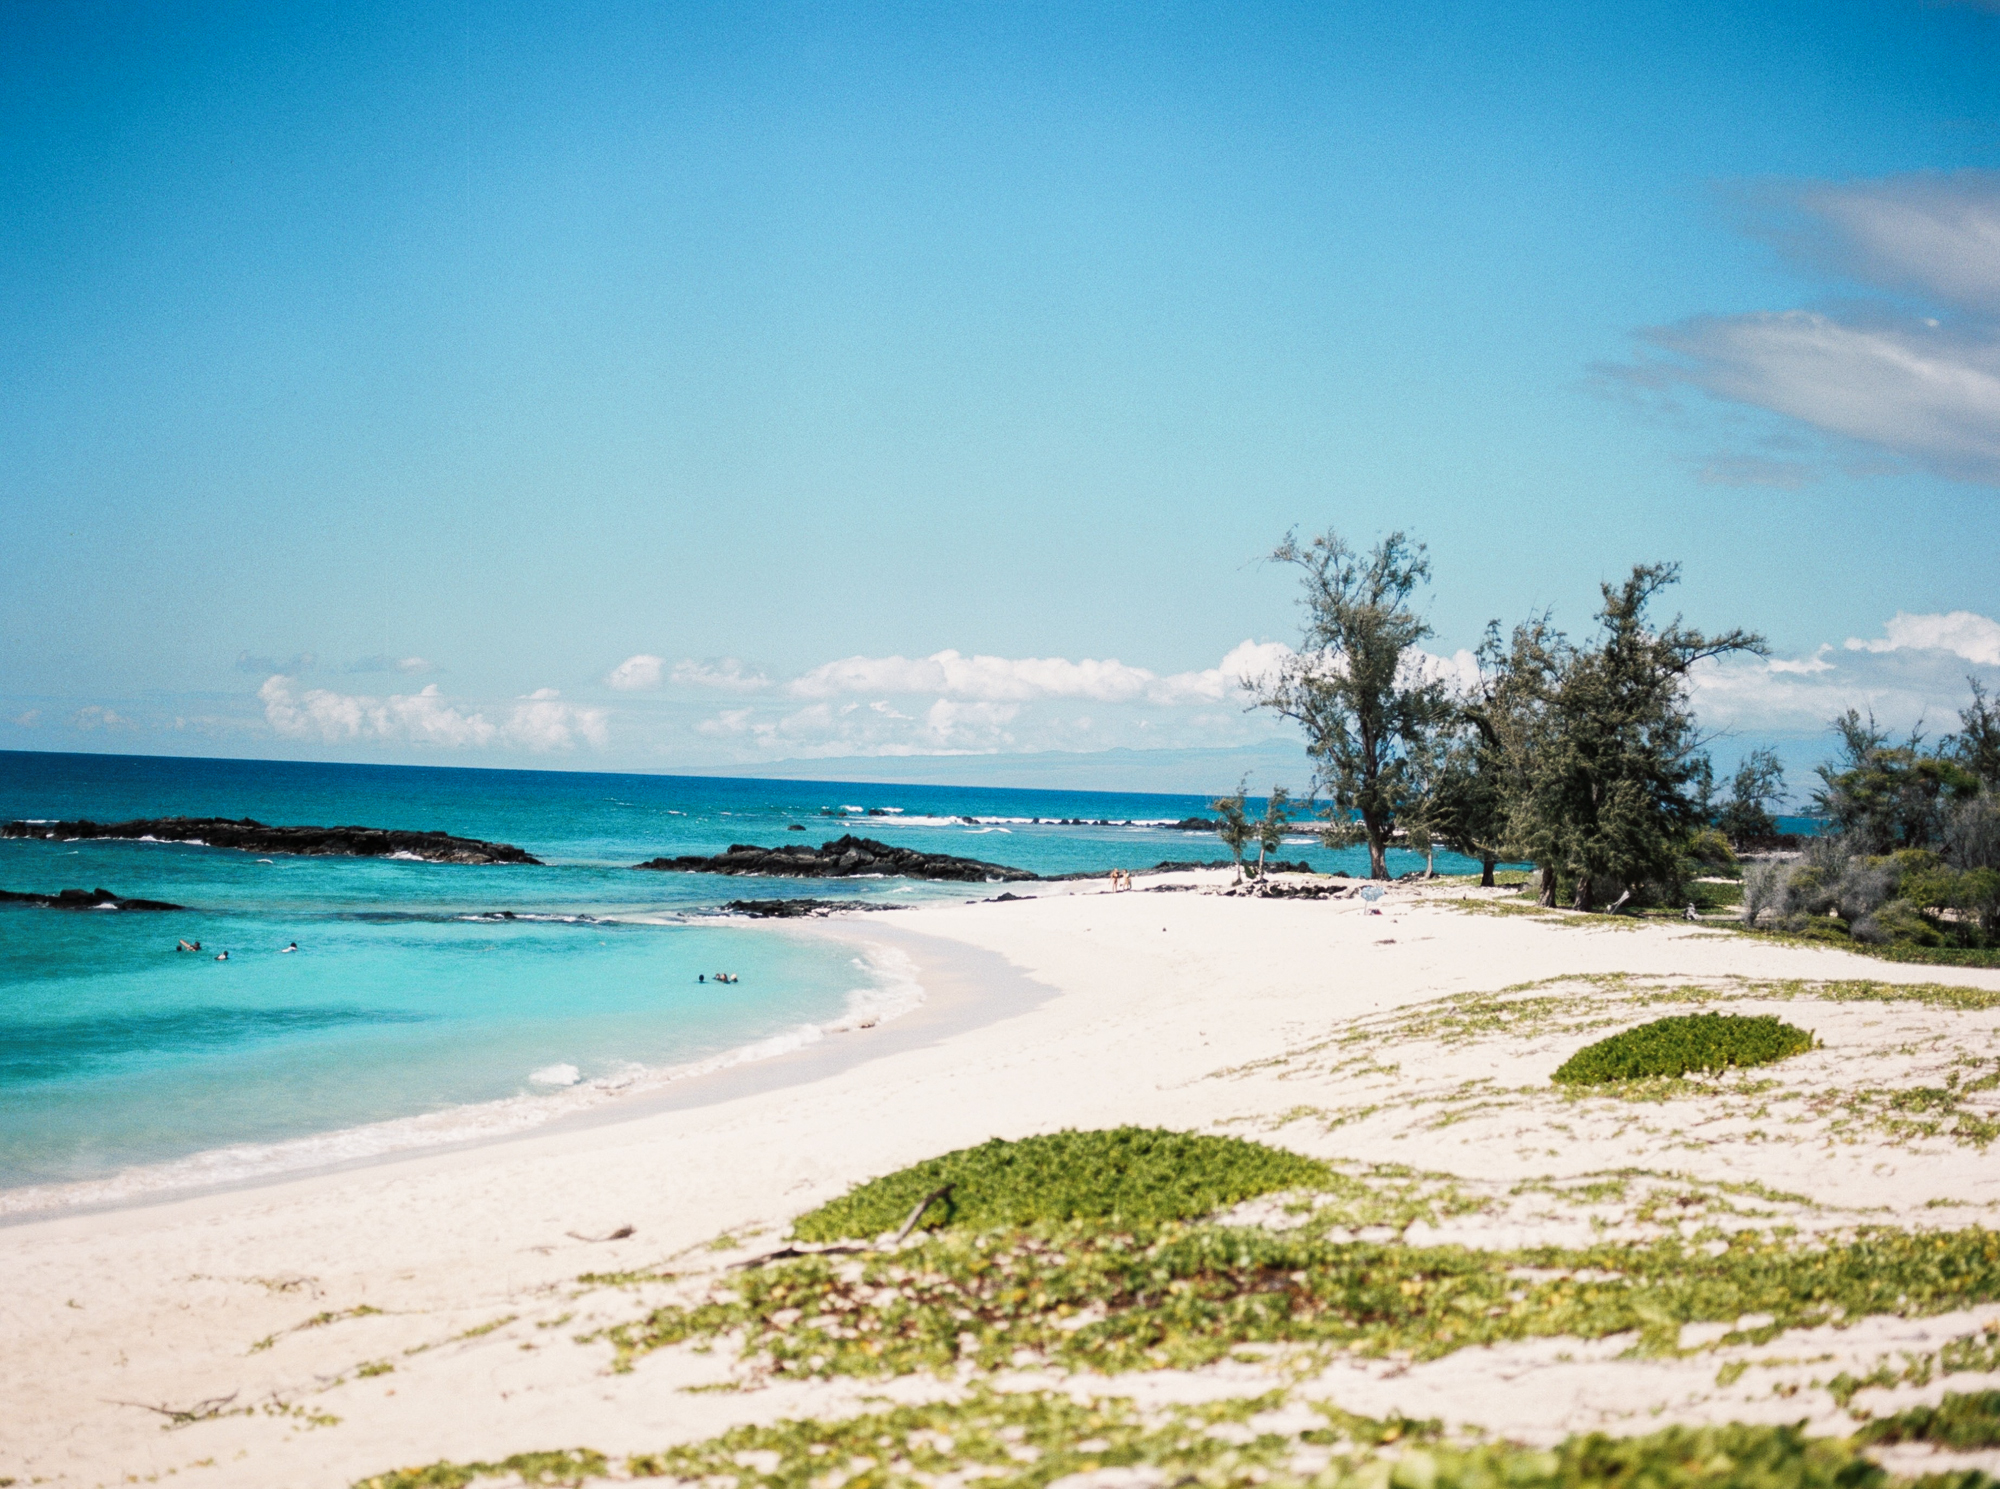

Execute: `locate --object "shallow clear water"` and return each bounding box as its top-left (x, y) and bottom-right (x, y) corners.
top-left (0, 749), bottom-right (1478, 1204)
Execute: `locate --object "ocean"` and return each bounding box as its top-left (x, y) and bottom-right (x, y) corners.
top-left (0, 749), bottom-right (1472, 1212)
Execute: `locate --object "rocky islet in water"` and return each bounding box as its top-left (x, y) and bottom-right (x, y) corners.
top-left (0, 816), bottom-right (542, 865)
top-left (0, 886), bottom-right (185, 911)
top-left (634, 833), bottom-right (1039, 883)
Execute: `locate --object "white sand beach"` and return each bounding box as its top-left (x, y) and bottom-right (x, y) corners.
top-left (8, 874), bottom-right (2000, 1487)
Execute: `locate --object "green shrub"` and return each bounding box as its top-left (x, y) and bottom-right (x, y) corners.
top-left (1855, 1389), bottom-right (2000, 1450)
top-left (791, 1128), bottom-right (1330, 1241)
top-left (1552, 1013), bottom-right (1814, 1087)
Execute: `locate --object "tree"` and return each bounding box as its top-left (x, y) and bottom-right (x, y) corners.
top-left (1952, 679), bottom-right (2000, 792)
top-left (1210, 778), bottom-right (1253, 882)
top-left (1503, 564), bottom-right (1764, 912)
top-left (1812, 711), bottom-right (1979, 854)
top-left (1251, 786), bottom-right (1296, 878)
top-left (1409, 617), bottom-right (1561, 890)
top-left (1255, 529), bottom-right (1452, 879)
top-left (1714, 747), bottom-right (1787, 847)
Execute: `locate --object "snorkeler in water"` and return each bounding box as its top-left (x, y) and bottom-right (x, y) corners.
top-left (214, 950), bottom-right (229, 961)
top-left (177, 939), bottom-right (199, 952)
top-left (281, 942), bottom-right (298, 953)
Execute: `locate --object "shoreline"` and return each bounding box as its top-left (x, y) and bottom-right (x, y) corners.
top-left (0, 916), bottom-right (1049, 1228)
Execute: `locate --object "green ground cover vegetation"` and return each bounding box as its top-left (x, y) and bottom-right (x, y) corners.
top-left (352, 1388), bottom-right (2000, 1489)
top-left (1552, 1014), bottom-right (1816, 1087)
top-left (792, 1129), bottom-right (1333, 1242)
top-left (593, 1223), bottom-right (2000, 1380)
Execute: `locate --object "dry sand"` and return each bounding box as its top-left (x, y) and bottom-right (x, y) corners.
top-left (6, 873), bottom-right (2000, 1487)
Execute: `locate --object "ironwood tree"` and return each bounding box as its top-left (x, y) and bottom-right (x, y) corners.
top-left (1254, 529), bottom-right (1451, 880)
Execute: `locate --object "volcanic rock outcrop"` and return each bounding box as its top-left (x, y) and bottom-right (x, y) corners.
top-left (0, 817), bottom-right (541, 865)
top-left (635, 834), bottom-right (1036, 882)
top-left (0, 886), bottom-right (184, 911)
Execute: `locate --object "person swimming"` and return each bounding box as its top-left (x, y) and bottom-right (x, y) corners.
top-left (214, 950), bottom-right (229, 961)
top-left (177, 939), bottom-right (199, 952)
top-left (281, 941), bottom-right (298, 953)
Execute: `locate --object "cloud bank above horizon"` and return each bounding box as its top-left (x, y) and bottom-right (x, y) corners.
top-left (5, 611), bottom-right (1996, 775)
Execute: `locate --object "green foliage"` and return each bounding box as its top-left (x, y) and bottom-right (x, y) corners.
top-left (1213, 779), bottom-right (1254, 877)
top-left (791, 1128), bottom-right (1332, 1242)
top-left (352, 1448), bottom-right (608, 1489)
top-left (1815, 711), bottom-right (1982, 855)
top-left (1857, 1390), bottom-right (2000, 1450)
top-left (595, 1221), bottom-right (2000, 1380)
top-left (629, 1385), bottom-right (1304, 1489)
top-left (1716, 747), bottom-right (1789, 847)
top-left (1256, 528), bottom-right (1452, 880)
top-left (1497, 565), bottom-right (1765, 912)
top-left (1552, 1014), bottom-right (1814, 1087)
top-left (351, 1391), bottom-right (1998, 1489)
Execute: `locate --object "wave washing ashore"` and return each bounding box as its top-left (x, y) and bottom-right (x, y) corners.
top-left (0, 749), bottom-right (1467, 1216)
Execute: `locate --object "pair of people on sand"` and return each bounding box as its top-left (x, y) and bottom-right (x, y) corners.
top-left (1107, 869), bottom-right (1134, 892)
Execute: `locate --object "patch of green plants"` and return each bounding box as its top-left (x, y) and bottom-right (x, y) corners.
top-left (1552, 1014), bottom-right (1815, 1086)
top-left (352, 1448), bottom-right (608, 1489)
top-left (351, 1388), bottom-right (2000, 1489)
top-left (792, 1128), bottom-right (1332, 1241)
top-left (1857, 1390), bottom-right (2000, 1450)
top-left (592, 1221), bottom-right (2000, 1380)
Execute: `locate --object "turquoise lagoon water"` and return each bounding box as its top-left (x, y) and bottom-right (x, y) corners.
top-left (0, 750), bottom-right (1471, 1208)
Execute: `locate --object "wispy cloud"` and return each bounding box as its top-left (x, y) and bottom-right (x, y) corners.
top-left (670, 657), bottom-right (771, 692)
top-left (70, 705), bottom-right (132, 731)
top-left (11, 709), bottom-right (39, 727)
top-left (236, 649), bottom-right (317, 675)
top-left (259, 676), bottom-right (605, 752)
top-left (1607, 170), bottom-right (2000, 486)
top-left (350, 654), bottom-right (432, 675)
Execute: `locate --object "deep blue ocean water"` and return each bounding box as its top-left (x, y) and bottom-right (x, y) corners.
top-left (0, 749), bottom-right (1467, 1207)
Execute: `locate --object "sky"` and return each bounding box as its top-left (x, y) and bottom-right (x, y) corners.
top-left (3, 0), bottom-right (1998, 797)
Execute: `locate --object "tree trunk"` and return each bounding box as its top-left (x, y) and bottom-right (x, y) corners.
top-left (1480, 857), bottom-right (1496, 889)
top-left (1572, 872), bottom-right (1594, 913)
top-left (1368, 836), bottom-right (1388, 880)
top-left (1537, 864), bottom-right (1557, 907)
top-left (1254, 843), bottom-right (1266, 880)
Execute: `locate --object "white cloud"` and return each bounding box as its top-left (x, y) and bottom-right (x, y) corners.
top-left (606, 654), bottom-right (666, 691)
top-left (506, 689), bottom-right (608, 751)
top-left (11, 709), bottom-right (39, 727)
top-left (1613, 171), bottom-right (2000, 487)
top-left (1788, 171), bottom-right (2000, 314)
top-left (259, 676), bottom-right (605, 751)
top-left (349, 654), bottom-right (433, 675)
top-left (1845, 610), bottom-right (2000, 666)
top-left (1691, 612), bottom-right (2000, 733)
top-left (70, 706), bottom-right (132, 731)
top-left (783, 640), bottom-right (1292, 706)
top-left (671, 657), bottom-right (771, 692)
top-left (1642, 312), bottom-right (2000, 485)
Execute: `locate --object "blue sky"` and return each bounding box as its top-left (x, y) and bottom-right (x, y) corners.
top-left (3, 0), bottom-right (1997, 794)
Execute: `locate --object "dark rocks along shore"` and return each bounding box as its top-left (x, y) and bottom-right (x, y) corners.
top-left (634, 834), bottom-right (1038, 882)
top-left (0, 817), bottom-right (540, 866)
